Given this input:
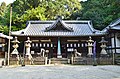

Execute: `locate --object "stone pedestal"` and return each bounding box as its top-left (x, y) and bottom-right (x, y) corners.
top-left (88, 45), bottom-right (93, 56)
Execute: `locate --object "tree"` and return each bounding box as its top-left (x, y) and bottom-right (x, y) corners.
top-left (0, 2), bottom-right (6, 16)
top-left (12, 0), bottom-right (82, 29)
top-left (0, 2), bottom-right (9, 34)
top-left (79, 0), bottom-right (120, 30)
top-left (13, 6), bottom-right (46, 29)
top-left (0, 25), bottom-right (8, 34)
top-left (12, 0), bottom-right (81, 20)
top-left (41, 0), bottom-right (81, 20)
top-left (12, 0), bottom-right (42, 14)
top-left (0, 2), bottom-right (7, 25)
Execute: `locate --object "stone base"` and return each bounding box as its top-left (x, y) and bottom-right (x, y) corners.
top-left (57, 55), bottom-right (62, 58)
top-left (50, 58), bottom-right (68, 64)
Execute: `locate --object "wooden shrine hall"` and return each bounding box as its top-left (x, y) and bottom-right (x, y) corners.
top-left (11, 17), bottom-right (110, 65)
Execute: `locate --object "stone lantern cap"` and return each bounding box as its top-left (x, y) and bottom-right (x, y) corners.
top-left (87, 36), bottom-right (94, 43)
top-left (99, 37), bottom-right (108, 43)
top-left (25, 37), bottom-right (32, 43)
top-left (11, 36), bottom-right (20, 44)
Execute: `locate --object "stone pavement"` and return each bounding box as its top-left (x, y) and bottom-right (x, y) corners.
top-left (0, 65), bottom-right (120, 79)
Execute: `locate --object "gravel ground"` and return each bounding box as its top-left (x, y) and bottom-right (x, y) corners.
top-left (0, 65), bottom-right (120, 79)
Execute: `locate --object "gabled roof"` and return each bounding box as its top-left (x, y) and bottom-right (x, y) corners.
top-left (45, 18), bottom-right (73, 32)
top-left (11, 19), bottom-right (103, 37)
top-left (103, 18), bottom-right (120, 32)
top-left (110, 18), bottom-right (120, 27)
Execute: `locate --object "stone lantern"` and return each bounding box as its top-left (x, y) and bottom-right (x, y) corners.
top-left (11, 36), bottom-right (20, 55)
top-left (87, 36), bottom-right (94, 57)
top-left (11, 36), bottom-right (20, 65)
top-left (99, 37), bottom-right (108, 56)
top-left (25, 37), bottom-right (32, 56)
top-left (25, 37), bottom-right (33, 64)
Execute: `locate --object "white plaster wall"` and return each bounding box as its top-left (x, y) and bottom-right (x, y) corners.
top-left (111, 37), bottom-right (115, 53)
top-left (116, 37), bottom-right (120, 53)
top-left (111, 33), bottom-right (120, 53)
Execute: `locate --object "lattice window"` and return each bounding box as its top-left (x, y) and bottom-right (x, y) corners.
top-left (39, 43), bottom-right (42, 47)
top-left (51, 44), bottom-right (53, 47)
top-left (32, 43), bottom-right (34, 47)
top-left (36, 43), bottom-right (38, 47)
top-left (47, 44), bottom-right (49, 47)
top-left (43, 43), bottom-right (46, 47)
top-left (74, 43), bottom-right (76, 47)
top-left (78, 43), bottom-right (80, 47)
top-left (67, 44), bottom-right (69, 47)
top-left (70, 44), bottom-right (73, 47)
top-left (81, 43), bottom-right (84, 47)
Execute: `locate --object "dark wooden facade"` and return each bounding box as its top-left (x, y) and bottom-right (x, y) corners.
top-left (0, 37), bottom-right (6, 58)
top-left (0, 33), bottom-right (11, 58)
top-left (16, 36), bottom-right (103, 59)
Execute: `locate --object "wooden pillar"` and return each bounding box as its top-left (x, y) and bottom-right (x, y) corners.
top-left (113, 32), bottom-right (117, 65)
top-left (114, 33), bottom-right (117, 54)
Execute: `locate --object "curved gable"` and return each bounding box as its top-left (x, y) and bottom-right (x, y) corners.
top-left (45, 17), bottom-right (73, 32)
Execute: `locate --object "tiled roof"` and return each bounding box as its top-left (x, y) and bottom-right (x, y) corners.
top-left (0, 33), bottom-right (13, 39)
top-left (110, 18), bottom-right (120, 27)
top-left (103, 18), bottom-right (120, 32)
top-left (12, 20), bottom-right (103, 37)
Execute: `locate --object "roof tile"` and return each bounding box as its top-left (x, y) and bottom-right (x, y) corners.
top-left (12, 20), bottom-right (103, 36)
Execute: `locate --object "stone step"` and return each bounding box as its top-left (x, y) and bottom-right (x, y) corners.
top-left (72, 57), bottom-right (87, 65)
top-left (50, 58), bottom-right (69, 64)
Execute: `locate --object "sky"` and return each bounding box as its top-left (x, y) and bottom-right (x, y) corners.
top-left (0, 0), bottom-right (87, 5)
top-left (0, 0), bottom-right (14, 5)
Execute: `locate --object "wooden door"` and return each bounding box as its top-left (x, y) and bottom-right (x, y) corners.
top-left (53, 46), bottom-right (57, 58)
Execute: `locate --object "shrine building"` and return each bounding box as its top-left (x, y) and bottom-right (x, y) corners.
top-left (11, 17), bottom-right (105, 59)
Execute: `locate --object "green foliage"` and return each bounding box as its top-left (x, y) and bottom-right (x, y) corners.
top-left (12, 0), bottom-right (81, 20)
top-left (0, 0), bottom-right (120, 35)
top-left (12, 0), bottom-right (42, 14)
top-left (0, 2), bottom-right (6, 16)
top-left (13, 6), bottom-right (46, 28)
top-left (42, 0), bottom-right (81, 20)
top-left (0, 0), bottom-right (81, 34)
top-left (79, 0), bottom-right (120, 30)
top-left (18, 6), bottom-right (46, 21)
top-left (12, 0), bottom-right (81, 29)
top-left (0, 2), bottom-right (7, 25)
top-left (0, 25), bottom-right (8, 34)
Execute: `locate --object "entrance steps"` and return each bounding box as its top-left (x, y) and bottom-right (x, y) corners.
top-left (50, 58), bottom-right (69, 64)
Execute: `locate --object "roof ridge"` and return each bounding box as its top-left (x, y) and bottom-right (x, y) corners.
top-left (23, 22), bottom-right (31, 34)
top-left (110, 18), bottom-right (120, 27)
top-left (27, 20), bottom-right (90, 23)
top-left (87, 21), bottom-right (95, 33)
top-left (102, 18), bottom-right (120, 32)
